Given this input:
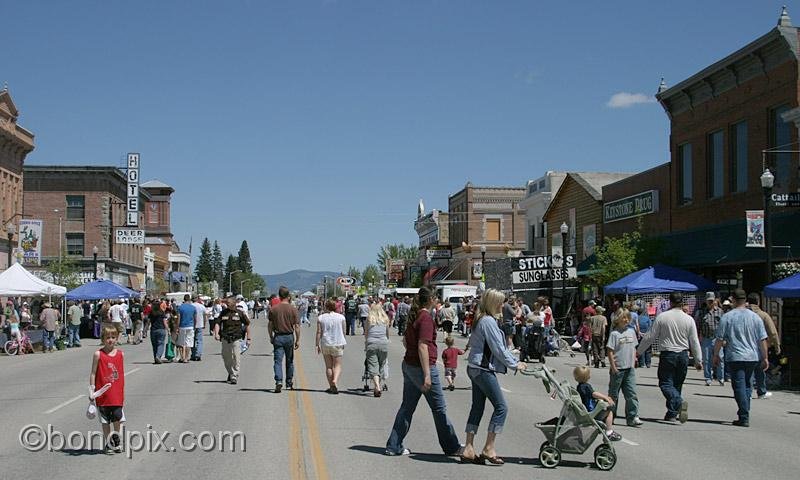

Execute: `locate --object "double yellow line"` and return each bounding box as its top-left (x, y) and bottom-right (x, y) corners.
top-left (287, 350), bottom-right (329, 480)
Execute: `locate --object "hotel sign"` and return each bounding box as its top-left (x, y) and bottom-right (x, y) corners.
top-left (126, 153), bottom-right (140, 226)
top-left (604, 190), bottom-right (659, 223)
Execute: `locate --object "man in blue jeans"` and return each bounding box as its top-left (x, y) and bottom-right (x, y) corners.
top-left (695, 292), bottom-right (724, 386)
top-left (637, 292), bottom-right (702, 424)
top-left (268, 286), bottom-right (300, 393)
top-left (714, 289), bottom-right (768, 427)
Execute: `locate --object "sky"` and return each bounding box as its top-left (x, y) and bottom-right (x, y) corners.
top-left (4, 1), bottom-right (791, 274)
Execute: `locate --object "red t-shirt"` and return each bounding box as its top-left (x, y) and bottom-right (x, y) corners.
top-left (543, 306), bottom-right (553, 327)
top-left (441, 347), bottom-right (464, 368)
top-left (95, 349), bottom-right (124, 407)
top-left (404, 309), bottom-right (437, 366)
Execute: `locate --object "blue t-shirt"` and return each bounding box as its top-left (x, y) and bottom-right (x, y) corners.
top-left (178, 303), bottom-right (196, 328)
top-left (638, 313), bottom-right (651, 333)
top-left (716, 307), bottom-right (767, 362)
top-left (576, 382), bottom-right (596, 411)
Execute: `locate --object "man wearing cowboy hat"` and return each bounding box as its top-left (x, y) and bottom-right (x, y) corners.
top-left (39, 302), bottom-right (61, 352)
top-left (589, 306), bottom-right (608, 368)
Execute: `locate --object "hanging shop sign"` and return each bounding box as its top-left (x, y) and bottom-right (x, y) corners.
top-left (425, 246), bottom-right (452, 260)
top-left (745, 210), bottom-right (764, 248)
top-left (126, 153), bottom-right (140, 227)
top-left (603, 190), bottom-right (659, 223)
top-left (512, 253), bottom-right (577, 285)
top-left (18, 219), bottom-right (43, 266)
top-left (770, 192), bottom-right (800, 207)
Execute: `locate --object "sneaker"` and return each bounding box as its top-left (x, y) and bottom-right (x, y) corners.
top-left (627, 417), bottom-right (644, 427)
top-left (705, 379), bottom-right (712, 386)
top-left (663, 415), bottom-right (679, 424)
top-left (103, 445), bottom-right (115, 455)
top-left (230, 378), bottom-right (238, 385)
top-left (607, 431), bottom-right (622, 441)
top-left (275, 383), bottom-right (282, 393)
top-left (678, 400), bottom-right (689, 424)
top-left (718, 380), bottom-right (725, 386)
top-left (757, 392), bottom-right (772, 399)
top-left (732, 419), bottom-right (750, 427)
top-left (286, 381), bottom-right (294, 390)
top-left (384, 448), bottom-right (411, 456)
top-left (449, 385), bottom-right (455, 391)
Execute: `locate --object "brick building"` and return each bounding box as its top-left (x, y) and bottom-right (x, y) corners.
top-left (141, 180), bottom-right (180, 292)
top-left (445, 183), bottom-right (526, 286)
top-left (414, 199), bottom-right (450, 284)
top-left (601, 163), bottom-right (671, 240)
top-left (0, 88), bottom-right (35, 269)
top-left (23, 166), bottom-right (149, 288)
top-left (655, 7), bottom-right (800, 289)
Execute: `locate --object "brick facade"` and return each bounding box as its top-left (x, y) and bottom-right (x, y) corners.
top-left (602, 163), bottom-right (672, 240)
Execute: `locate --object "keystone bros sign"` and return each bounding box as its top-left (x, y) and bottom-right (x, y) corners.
top-left (603, 190), bottom-right (659, 223)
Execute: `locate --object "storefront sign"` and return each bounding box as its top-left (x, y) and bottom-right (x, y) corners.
top-left (603, 190), bottom-right (659, 223)
top-left (472, 261), bottom-right (483, 280)
top-left (115, 228), bottom-right (145, 244)
top-left (18, 219), bottom-right (43, 266)
top-left (745, 210), bottom-right (764, 248)
top-left (512, 254), bottom-right (577, 285)
top-left (425, 246), bottom-right (452, 260)
top-left (770, 192), bottom-right (800, 207)
top-left (126, 153), bottom-right (140, 226)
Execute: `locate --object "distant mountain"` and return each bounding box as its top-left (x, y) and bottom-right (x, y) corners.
top-left (261, 269), bottom-right (341, 295)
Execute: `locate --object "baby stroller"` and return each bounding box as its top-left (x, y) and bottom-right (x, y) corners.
top-left (522, 324), bottom-right (546, 363)
top-left (524, 366), bottom-right (617, 471)
top-left (362, 357), bottom-right (389, 392)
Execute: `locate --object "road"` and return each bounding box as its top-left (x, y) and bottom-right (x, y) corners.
top-left (1, 313), bottom-right (798, 479)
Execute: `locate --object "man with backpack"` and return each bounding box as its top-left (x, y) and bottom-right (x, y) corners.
top-left (344, 295), bottom-right (358, 336)
top-left (129, 298), bottom-right (144, 345)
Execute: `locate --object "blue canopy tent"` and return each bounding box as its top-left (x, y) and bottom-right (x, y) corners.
top-left (764, 273), bottom-right (800, 298)
top-left (65, 279), bottom-right (140, 301)
top-left (604, 264), bottom-right (717, 295)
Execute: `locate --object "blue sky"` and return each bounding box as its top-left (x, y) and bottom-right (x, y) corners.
top-left (5, 1), bottom-right (790, 273)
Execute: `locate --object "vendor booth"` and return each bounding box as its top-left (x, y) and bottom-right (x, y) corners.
top-left (65, 279), bottom-right (140, 301)
top-left (0, 264), bottom-right (66, 345)
top-left (765, 273), bottom-right (800, 386)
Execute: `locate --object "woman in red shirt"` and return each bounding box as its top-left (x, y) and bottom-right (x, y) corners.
top-left (386, 287), bottom-right (461, 457)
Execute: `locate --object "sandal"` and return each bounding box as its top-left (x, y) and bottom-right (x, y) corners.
top-left (480, 454), bottom-right (504, 465)
top-left (460, 455), bottom-right (482, 464)
top-left (374, 389), bottom-right (382, 397)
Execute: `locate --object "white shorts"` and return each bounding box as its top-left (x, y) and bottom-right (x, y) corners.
top-left (177, 327), bottom-right (195, 347)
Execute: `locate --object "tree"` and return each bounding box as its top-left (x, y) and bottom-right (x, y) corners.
top-left (376, 244), bottom-right (417, 270)
top-left (239, 272), bottom-right (266, 298)
top-left (194, 238), bottom-right (213, 282)
top-left (362, 264), bottom-right (382, 287)
top-left (590, 231), bottom-right (641, 287)
top-left (211, 241), bottom-right (224, 286)
top-left (238, 241), bottom-right (253, 274)
top-left (347, 266), bottom-right (362, 283)
top-left (46, 248), bottom-right (82, 290)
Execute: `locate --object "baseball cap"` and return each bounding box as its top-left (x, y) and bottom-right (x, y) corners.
top-left (733, 288), bottom-right (747, 300)
top-left (705, 292), bottom-right (716, 301)
top-left (236, 294), bottom-right (244, 300)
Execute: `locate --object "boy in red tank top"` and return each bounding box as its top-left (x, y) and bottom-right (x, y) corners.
top-left (90, 326), bottom-right (126, 454)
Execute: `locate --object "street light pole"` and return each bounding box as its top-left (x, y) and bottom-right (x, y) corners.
top-left (761, 169), bottom-right (775, 287)
top-left (480, 245), bottom-right (486, 284)
top-left (5, 222), bottom-right (14, 269)
top-left (92, 245), bottom-right (98, 280)
top-left (560, 222), bottom-right (569, 323)
top-left (240, 280), bottom-right (249, 297)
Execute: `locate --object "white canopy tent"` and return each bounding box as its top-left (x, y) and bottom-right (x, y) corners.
top-left (0, 263), bottom-right (67, 296)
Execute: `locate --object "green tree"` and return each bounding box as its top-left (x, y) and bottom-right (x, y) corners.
top-left (376, 244), bottom-right (417, 270)
top-left (239, 272), bottom-right (266, 298)
top-left (237, 241), bottom-right (253, 274)
top-left (362, 264), bottom-right (382, 287)
top-left (46, 248), bottom-right (82, 290)
top-left (346, 266), bottom-right (362, 283)
top-left (194, 238), bottom-right (213, 282)
top-left (224, 254), bottom-right (240, 294)
top-left (590, 231), bottom-right (641, 287)
top-left (211, 241), bottom-right (224, 286)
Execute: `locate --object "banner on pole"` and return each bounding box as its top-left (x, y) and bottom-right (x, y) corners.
top-left (18, 219), bottom-right (43, 266)
top-left (745, 210), bottom-right (764, 248)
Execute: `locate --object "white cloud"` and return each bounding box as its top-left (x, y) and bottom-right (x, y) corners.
top-left (606, 92), bottom-right (656, 108)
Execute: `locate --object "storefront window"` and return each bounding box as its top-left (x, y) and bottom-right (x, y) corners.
top-left (730, 121), bottom-right (748, 193)
top-left (707, 130), bottom-right (724, 198)
top-left (679, 143), bottom-right (693, 204)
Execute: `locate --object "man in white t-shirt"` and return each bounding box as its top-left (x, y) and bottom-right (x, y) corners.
top-left (236, 295), bottom-right (249, 315)
top-left (191, 295), bottom-right (206, 361)
top-left (108, 300), bottom-right (125, 337)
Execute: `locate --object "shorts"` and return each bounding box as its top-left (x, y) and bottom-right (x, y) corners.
top-left (177, 327), bottom-right (195, 347)
top-left (595, 406), bottom-right (613, 423)
top-left (98, 406), bottom-right (126, 424)
top-left (442, 321), bottom-right (453, 333)
top-left (112, 322), bottom-right (125, 335)
top-left (321, 345), bottom-right (344, 357)
top-left (502, 323), bottom-right (515, 336)
top-left (445, 367), bottom-right (457, 378)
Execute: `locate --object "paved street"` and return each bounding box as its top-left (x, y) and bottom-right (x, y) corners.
top-left (1, 315), bottom-right (798, 479)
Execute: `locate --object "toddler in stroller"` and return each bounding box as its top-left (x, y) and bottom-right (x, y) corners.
top-left (522, 319), bottom-right (546, 363)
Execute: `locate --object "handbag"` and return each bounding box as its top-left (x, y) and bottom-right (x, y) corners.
top-left (571, 340), bottom-right (582, 350)
top-left (165, 337), bottom-right (175, 360)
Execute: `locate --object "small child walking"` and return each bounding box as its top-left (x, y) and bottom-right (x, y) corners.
top-left (606, 308), bottom-right (642, 427)
top-left (90, 326), bottom-right (126, 454)
top-left (573, 366), bottom-right (622, 441)
top-left (441, 336), bottom-right (467, 391)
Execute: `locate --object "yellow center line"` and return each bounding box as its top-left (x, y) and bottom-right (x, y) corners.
top-left (296, 350), bottom-right (330, 480)
top-left (287, 382), bottom-right (305, 480)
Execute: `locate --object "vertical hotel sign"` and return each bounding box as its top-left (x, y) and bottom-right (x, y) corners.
top-left (127, 153), bottom-right (140, 226)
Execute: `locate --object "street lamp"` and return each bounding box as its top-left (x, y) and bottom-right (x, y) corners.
top-left (240, 279), bottom-right (249, 297)
top-left (5, 221), bottom-right (15, 269)
top-left (229, 269), bottom-right (241, 296)
top-left (560, 222), bottom-right (569, 322)
top-left (761, 168), bottom-right (775, 285)
top-left (92, 245), bottom-right (98, 280)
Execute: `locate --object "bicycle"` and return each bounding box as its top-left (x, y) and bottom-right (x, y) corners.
top-left (4, 327), bottom-right (34, 356)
